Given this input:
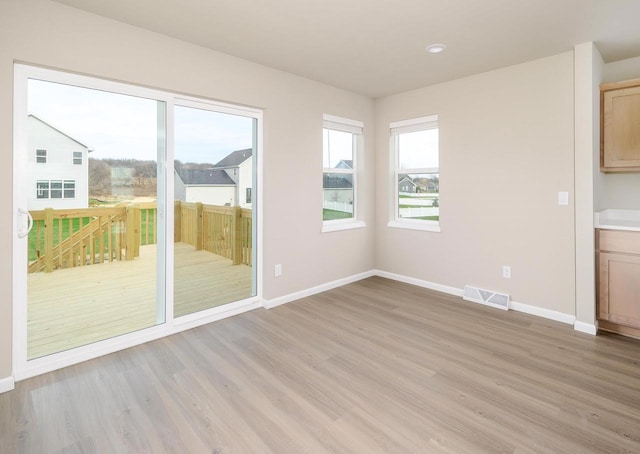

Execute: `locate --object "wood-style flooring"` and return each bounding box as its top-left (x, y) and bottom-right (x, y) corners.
top-left (2, 276), bottom-right (640, 453)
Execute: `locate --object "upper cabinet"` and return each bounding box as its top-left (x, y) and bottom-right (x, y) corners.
top-left (601, 78), bottom-right (640, 172)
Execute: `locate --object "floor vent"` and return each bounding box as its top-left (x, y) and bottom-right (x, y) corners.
top-left (463, 285), bottom-right (510, 311)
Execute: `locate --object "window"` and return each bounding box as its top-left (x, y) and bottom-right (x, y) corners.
top-left (73, 151), bottom-right (82, 165)
top-left (36, 180), bottom-right (49, 199)
top-left (35, 179), bottom-right (75, 199)
top-left (246, 187), bottom-right (252, 204)
top-left (322, 114), bottom-right (364, 232)
top-left (389, 115), bottom-right (440, 232)
top-left (64, 180), bottom-right (75, 198)
top-left (36, 149), bottom-right (46, 163)
top-left (50, 180), bottom-right (63, 198)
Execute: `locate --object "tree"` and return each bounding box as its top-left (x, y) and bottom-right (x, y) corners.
top-left (88, 158), bottom-right (112, 197)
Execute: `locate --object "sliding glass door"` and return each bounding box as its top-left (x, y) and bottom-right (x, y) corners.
top-left (23, 77), bottom-right (167, 360)
top-left (13, 65), bottom-right (260, 374)
top-left (173, 103), bottom-right (257, 317)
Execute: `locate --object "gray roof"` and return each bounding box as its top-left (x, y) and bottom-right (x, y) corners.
top-left (214, 148), bottom-right (252, 167)
top-left (323, 174), bottom-right (352, 189)
top-left (335, 160), bottom-right (353, 169)
top-left (178, 168), bottom-right (236, 185)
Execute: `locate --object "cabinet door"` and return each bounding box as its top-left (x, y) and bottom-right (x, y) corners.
top-left (602, 85), bottom-right (640, 171)
top-left (599, 252), bottom-right (640, 328)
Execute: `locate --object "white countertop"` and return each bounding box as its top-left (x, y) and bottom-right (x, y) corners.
top-left (595, 209), bottom-right (640, 231)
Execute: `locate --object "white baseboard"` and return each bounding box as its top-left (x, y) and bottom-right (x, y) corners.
top-left (0, 376), bottom-right (15, 394)
top-left (263, 270), bottom-right (375, 309)
top-left (574, 321), bottom-right (597, 335)
top-left (373, 269), bottom-right (578, 326)
top-left (373, 269), bottom-right (464, 297)
top-left (508, 300), bottom-right (576, 325)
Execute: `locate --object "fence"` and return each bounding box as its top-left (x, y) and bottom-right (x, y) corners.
top-left (399, 207), bottom-right (439, 218)
top-left (29, 201), bottom-right (252, 273)
top-left (175, 201), bottom-right (252, 266)
top-left (323, 200), bottom-right (353, 214)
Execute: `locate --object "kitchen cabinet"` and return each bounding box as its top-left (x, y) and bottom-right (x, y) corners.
top-left (597, 229), bottom-right (640, 338)
top-left (601, 78), bottom-right (640, 172)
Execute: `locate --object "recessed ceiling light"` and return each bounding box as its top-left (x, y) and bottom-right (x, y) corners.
top-left (425, 43), bottom-right (446, 54)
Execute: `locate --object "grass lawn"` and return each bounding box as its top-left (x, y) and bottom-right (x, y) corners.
top-left (323, 209), bottom-right (352, 221)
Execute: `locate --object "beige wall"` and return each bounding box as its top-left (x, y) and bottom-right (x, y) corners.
top-left (0, 0), bottom-right (376, 378)
top-left (574, 42), bottom-right (603, 330)
top-left (375, 53), bottom-right (576, 314)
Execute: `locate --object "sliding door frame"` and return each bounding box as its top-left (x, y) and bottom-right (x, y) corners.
top-left (12, 64), bottom-right (263, 381)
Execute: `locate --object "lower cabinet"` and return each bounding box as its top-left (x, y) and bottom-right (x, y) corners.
top-left (597, 229), bottom-right (640, 338)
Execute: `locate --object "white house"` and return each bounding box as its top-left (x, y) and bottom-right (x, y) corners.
top-left (175, 148), bottom-right (253, 208)
top-left (27, 114), bottom-right (91, 210)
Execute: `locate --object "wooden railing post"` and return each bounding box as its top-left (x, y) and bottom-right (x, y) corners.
top-left (44, 208), bottom-right (54, 273)
top-left (195, 202), bottom-right (203, 251)
top-left (125, 205), bottom-right (138, 261)
top-left (174, 200), bottom-right (181, 243)
top-left (232, 206), bottom-right (242, 265)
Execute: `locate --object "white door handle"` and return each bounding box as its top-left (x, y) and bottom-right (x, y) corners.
top-left (17, 208), bottom-right (33, 238)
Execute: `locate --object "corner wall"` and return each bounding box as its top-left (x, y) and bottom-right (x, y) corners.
top-left (574, 42), bottom-right (603, 332)
top-left (374, 52), bottom-right (576, 317)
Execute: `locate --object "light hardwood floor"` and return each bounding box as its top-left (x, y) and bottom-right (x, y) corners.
top-left (27, 242), bottom-right (252, 359)
top-left (3, 276), bottom-right (640, 453)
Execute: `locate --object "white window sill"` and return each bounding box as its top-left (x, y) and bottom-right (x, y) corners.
top-left (322, 220), bottom-right (366, 233)
top-left (387, 220), bottom-right (441, 232)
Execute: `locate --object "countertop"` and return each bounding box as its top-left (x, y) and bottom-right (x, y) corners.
top-left (595, 209), bottom-right (640, 232)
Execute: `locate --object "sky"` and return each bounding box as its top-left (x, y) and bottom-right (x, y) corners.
top-left (398, 129), bottom-right (439, 169)
top-left (28, 79), bottom-right (254, 163)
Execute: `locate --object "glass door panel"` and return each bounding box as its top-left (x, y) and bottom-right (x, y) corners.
top-left (173, 105), bottom-right (256, 317)
top-left (25, 79), bottom-right (166, 359)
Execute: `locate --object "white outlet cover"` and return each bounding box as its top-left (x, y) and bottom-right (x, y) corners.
top-left (558, 191), bottom-right (569, 206)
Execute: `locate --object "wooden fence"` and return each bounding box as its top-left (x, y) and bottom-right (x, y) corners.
top-left (174, 201), bottom-right (252, 266)
top-left (28, 201), bottom-right (251, 273)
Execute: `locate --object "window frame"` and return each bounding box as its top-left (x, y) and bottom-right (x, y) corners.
top-left (321, 114), bottom-right (365, 233)
top-left (73, 151), bottom-right (82, 165)
top-left (388, 115), bottom-right (440, 232)
top-left (35, 179), bottom-right (76, 199)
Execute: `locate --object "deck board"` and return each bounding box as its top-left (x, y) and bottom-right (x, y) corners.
top-left (27, 242), bottom-right (253, 359)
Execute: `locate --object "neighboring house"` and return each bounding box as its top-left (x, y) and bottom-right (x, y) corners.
top-left (335, 159), bottom-right (353, 170)
top-left (323, 174), bottom-right (353, 204)
top-left (174, 168), bottom-right (236, 206)
top-left (27, 114), bottom-right (91, 210)
top-left (175, 148), bottom-right (253, 208)
top-left (214, 148), bottom-right (253, 209)
top-left (398, 175), bottom-right (417, 193)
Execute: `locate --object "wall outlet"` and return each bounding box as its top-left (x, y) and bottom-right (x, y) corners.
top-left (558, 191), bottom-right (569, 206)
top-left (275, 264), bottom-right (282, 277)
top-left (503, 265), bottom-right (511, 279)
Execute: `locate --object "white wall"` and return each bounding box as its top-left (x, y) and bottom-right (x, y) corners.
top-left (597, 55), bottom-right (640, 210)
top-left (27, 116), bottom-right (89, 210)
top-left (0, 0), bottom-right (375, 380)
top-left (375, 53), bottom-right (576, 316)
top-left (185, 186), bottom-right (235, 206)
top-left (238, 157), bottom-right (252, 209)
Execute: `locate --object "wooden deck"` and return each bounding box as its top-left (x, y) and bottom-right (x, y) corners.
top-left (27, 242), bottom-right (253, 360)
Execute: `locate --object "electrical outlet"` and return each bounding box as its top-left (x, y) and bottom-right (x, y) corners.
top-left (503, 265), bottom-right (511, 279)
top-left (275, 264), bottom-right (282, 277)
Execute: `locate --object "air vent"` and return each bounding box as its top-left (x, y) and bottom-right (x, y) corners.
top-left (463, 285), bottom-right (510, 311)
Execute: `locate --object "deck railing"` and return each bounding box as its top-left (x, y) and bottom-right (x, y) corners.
top-left (29, 201), bottom-right (251, 273)
top-left (174, 201), bottom-right (252, 266)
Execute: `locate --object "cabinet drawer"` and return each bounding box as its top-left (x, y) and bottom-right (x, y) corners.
top-left (598, 229), bottom-right (640, 255)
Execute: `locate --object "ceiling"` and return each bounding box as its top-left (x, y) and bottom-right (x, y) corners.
top-left (53, 0), bottom-right (640, 98)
